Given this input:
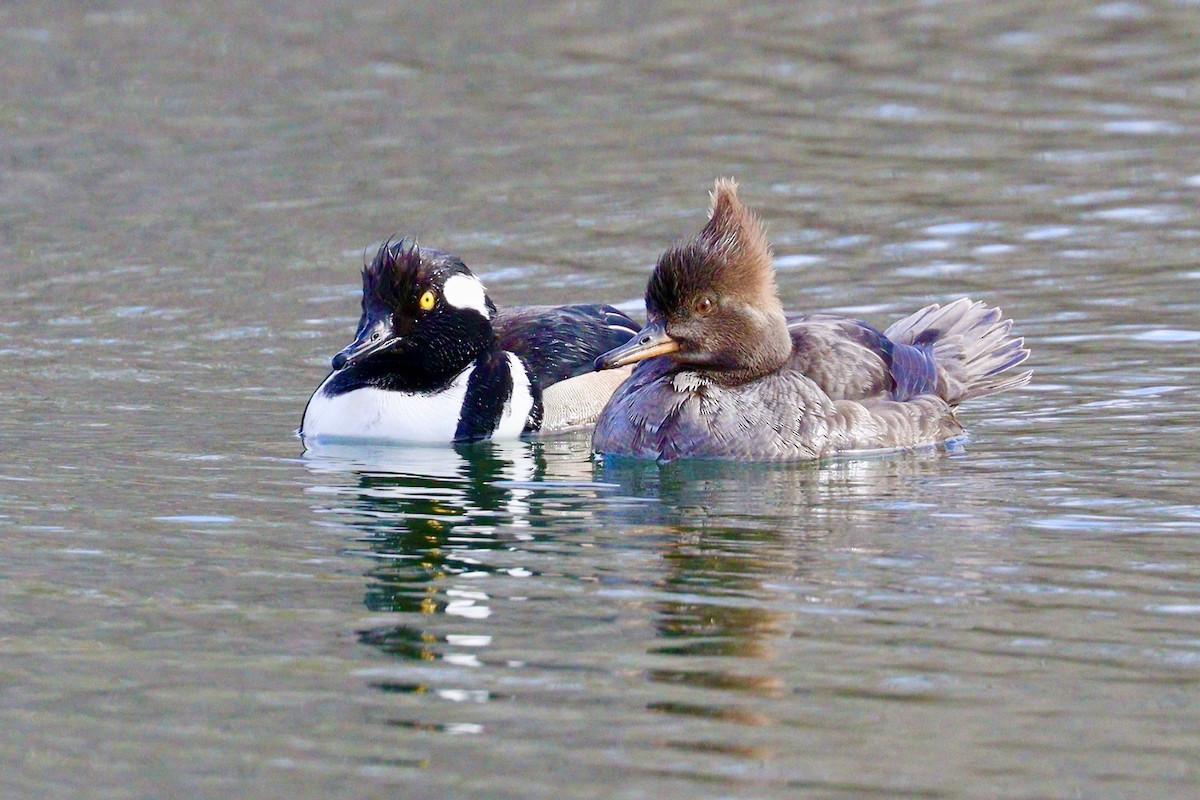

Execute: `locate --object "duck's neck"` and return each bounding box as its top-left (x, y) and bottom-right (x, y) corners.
top-left (706, 306), bottom-right (793, 388)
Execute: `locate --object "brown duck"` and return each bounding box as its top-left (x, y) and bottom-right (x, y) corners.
top-left (592, 179), bottom-right (1031, 462)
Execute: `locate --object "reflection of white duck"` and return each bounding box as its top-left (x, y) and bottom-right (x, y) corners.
top-left (303, 441), bottom-right (560, 631)
top-left (302, 438), bottom-right (606, 545)
top-left (303, 440), bottom-right (540, 533)
top-left (302, 440), bottom-right (536, 481)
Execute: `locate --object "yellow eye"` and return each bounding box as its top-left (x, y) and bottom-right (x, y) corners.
top-left (419, 290), bottom-right (436, 311)
top-left (694, 296), bottom-right (714, 315)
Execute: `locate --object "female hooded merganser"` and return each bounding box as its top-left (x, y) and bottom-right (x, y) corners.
top-left (592, 179), bottom-right (1031, 462)
top-left (301, 239), bottom-right (639, 445)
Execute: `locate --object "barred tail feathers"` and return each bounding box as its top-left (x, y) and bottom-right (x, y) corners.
top-left (884, 298), bottom-right (1031, 405)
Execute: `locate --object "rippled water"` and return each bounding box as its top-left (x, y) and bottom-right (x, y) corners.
top-left (3, 2), bottom-right (1199, 798)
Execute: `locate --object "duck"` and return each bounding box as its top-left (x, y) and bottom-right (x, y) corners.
top-left (301, 238), bottom-right (639, 445)
top-left (592, 179), bottom-right (1031, 462)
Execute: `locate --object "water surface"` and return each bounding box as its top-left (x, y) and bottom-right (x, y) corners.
top-left (2, 2), bottom-right (1198, 798)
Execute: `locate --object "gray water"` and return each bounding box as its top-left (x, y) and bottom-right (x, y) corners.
top-left (3, 2), bottom-right (1199, 798)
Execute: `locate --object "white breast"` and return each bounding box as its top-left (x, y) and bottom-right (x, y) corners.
top-left (301, 354), bottom-right (537, 445)
top-left (493, 353), bottom-right (535, 438)
top-left (301, 366), bottom-right (475, 444)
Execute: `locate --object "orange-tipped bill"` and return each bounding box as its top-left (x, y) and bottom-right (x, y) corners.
top-left (595, 320), bottom-right (679, 370)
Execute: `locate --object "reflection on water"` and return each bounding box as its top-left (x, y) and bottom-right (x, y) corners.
top-left (305, 438), bottom-right (611, 714)
top-left (304, 438), bottom-right (985, 746)
top-left (307, 440), bottom-right (560, 659)
top-left (6, 0), bottom-right (1200, 796)
top-left (297, 434), bottom-right (1200, 799)
top-left (600, 452), bottom-right (972, 736)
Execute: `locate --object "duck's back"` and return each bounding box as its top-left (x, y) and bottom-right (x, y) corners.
top-left (496, 304), bottom-right (638, 384)
top-left (784, 315), bottom-right (941, 402)
top-left (497, 304), bottom-right (640, 433)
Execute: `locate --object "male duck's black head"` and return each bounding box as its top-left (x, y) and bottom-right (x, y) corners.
top-left (596, 178), bottom-right (793, 385)
top-left (331, 239), bottom-right (497, 382)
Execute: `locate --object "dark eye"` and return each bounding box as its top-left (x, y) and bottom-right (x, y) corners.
top-left (694, 296), bottom-right (714, 315)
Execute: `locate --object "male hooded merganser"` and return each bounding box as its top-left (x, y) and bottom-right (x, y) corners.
top-left (301, 239), bottom-right (639, 445)
top-left (592, 179), bottom-right (1031, 462)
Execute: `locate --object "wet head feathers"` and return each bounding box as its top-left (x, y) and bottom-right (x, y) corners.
top-left (362, 238), bottom-right (493, 316)
top-left (363, 238), bottom-right (422, 312)
top-left (647, 178), bottom-right (777, 318)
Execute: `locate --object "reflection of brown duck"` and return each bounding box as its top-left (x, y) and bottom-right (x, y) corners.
top-left (596, 452), bottom-right (959, 737)
top-left (595, 179), bottom-right (1030, 462)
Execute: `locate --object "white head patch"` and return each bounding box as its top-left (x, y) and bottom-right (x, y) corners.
top-left (442, 274), bottom-right (491, 319)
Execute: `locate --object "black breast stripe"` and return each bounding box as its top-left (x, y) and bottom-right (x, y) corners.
top-left (455, 350), bottom-right (514, 442)
top-left (524, 375), bottom-right (544, 434)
